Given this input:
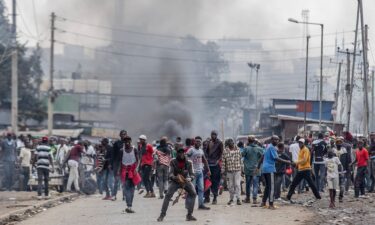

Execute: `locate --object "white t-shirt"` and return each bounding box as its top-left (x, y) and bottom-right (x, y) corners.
top-left (19, 147), bottom-right (31, 167)
top-left (289, 143), bottom-right (300, 162)
top-left (324, 157), bottom-right (341, 179)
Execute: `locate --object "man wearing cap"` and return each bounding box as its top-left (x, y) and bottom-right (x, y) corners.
top-left (157, 148), bottom-right (197, 222)
top-left (333, 137), bottom-right (351, 202)
top-left (138, 135), bottom-right (155, 198)
top-left (286, 138), bottom-right (321, 201)
top-left (203, 130), bottom-right (223, 205)
top-left (1, 133), bottom-right (17, 191)
top-left (33, 137), bottom-right (54, 199)
top-left (112, 130), bottom-right (127, 200)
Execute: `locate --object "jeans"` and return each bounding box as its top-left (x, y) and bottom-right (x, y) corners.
top-left (67, 160), bottom-right (80, 191)
top-left (313, 163), bottom-right (326, 192)
top-left (3, 161), bottom-right (15, 191)
top-left (287, 170), bottom-right (321, 200)
top-left (245, 175), bottom-right (259, 200)
top-left (96, 171), bottom-right (104, 194)
top-left (204, 165), bottom-right (221, 200)
top-left (274, 173), bottom-right (283, 199)
top-left (192, 172), bottom-right (204, 206)
top-left (21, 166), bottom-right (30, 191)
top-left (157, 165), bottom-right (169, 197)
top-left (160, 181), bottom-right (196, 217)
top-left (123, 178), bottom-right (135, 207)
top-left (355, 166), bottom-right (367, 197)
top-left (262, 173), bottom-right (275, 205)
top-left (141, 165), bottom-right (154, 193)
top-left (103, 169), bottom-right (114, 197)
top-left (227, 171), bottom-right (241, 200)
top-left (339, 175), bottom-right (345, 199)
top-left (37, 168), bottom-right (49, 196)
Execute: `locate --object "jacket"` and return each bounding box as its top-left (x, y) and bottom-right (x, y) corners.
top-left (333, 146), bottom-right (351, 172)
top-left (204, 139), bottom-right (224, 166)
top-left (169, 158), bottom-right (195, 183)
top-left (242, 144), bottom-right (264, 176)
top-left (312, 139), bottom-right (327, 163)
top-left (139, 143), bottom-right (154, 166)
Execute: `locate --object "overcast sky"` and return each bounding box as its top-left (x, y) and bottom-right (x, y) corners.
top-left (4, 0), bottom-right (374, 56)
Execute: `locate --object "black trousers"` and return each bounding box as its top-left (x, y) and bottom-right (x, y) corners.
top-left (141, 165), bottom-right (154, 193)
top-left (274, 173), bottom-right (283, 199)
top-left (37, 168), bottom-right (49, 196)
top-left (355, 166), bottom-right (367, 197)
top-left (287, 170), bottom-right (321, 200)
top-left (262, 173), bottom-right (275, 205)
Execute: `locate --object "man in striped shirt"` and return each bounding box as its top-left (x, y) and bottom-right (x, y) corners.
top-left (33, 137), bottom-right (54, 199)
top-left (155, 137), bottom-right (172, 199)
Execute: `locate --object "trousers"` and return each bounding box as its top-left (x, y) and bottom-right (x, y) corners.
top-left (67, 160), bottom-right (80, 191)
top-left (141, 165), bottom-right (154, 193)
top-left (160, 181), bottom-right (196, 217)
top-left (123, 178), bottom-right (135, 207)
top-left (262, 173), bottom-right (275, 205)
top-left (37, 168), bottom-right (49, 196)
top-left (204, 165), bottom-right (221, 200)
top-left (227, 171), bottom-right (241, 200)
top-left (245, 175), bottom-right (259, 199)
top-left (157, 164), bottom-right (169, 197)
top-left (287, 170), bottom-right (321, 200)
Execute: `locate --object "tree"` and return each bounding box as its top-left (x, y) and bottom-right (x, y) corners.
top-left (0, 2), bottom-right (46, 125)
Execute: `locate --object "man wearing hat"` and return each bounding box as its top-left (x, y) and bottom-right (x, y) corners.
top-left (138, 134), bottom-right (155, 198)
top-left (203, 130), bottom-right (223, 205)
top-left (157, 148), bottom-right (197, 222)
top-left (285, 138), bottom-right (321, 201)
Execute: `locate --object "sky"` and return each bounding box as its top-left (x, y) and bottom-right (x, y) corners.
top-left (4, 0), bottom-right (374, 55)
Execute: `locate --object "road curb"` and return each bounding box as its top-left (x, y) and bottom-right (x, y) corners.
top-left (0, 193), bottom-right (79, 225)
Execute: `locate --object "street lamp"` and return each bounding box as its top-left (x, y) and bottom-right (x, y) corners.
top-left (288, 18), bottom-right (324, 131)
top-left (247, 62), bottom-right (260, 131)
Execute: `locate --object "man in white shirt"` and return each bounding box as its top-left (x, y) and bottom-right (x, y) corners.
top-left (19, 142), bottom-right (32, 191)
top-left (56, 139), bottom-right (70, 166)
top-left (289, 136), bottom-right (306, 193)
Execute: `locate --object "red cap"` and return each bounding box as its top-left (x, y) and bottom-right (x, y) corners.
top-left (42, 136), bottom-right (49, 142)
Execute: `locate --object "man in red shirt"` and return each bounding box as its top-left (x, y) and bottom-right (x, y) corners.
top-left (351, 140), bottom-right (369, 198)
top-left (138, 135), bottom-right (155, 198)
top-left (64, 141), bottom-right (84, 193)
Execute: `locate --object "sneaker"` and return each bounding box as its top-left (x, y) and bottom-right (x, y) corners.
top-left (186, 214), bottom-right (197, 221)
top-left (37, 195), bottom-right (43, 200)
top-left (237, 199), bottom-right (242, 205)
top-left (125, 208), bottom-right (135, 213)
top-left (260, 202), bottom-right (267, 208)
top-left (339, 198), bottom-right (343, 203)
top-left (157, 215), bottom-right (164, 222)
top-left (102, 196), bottom-right (111, 200)
top-left (198, 205), bottom-right (210, 210)
top-left (268, 205), bottom-right (279, 210)
top-left (111, 196), bottom-right (117, 201)
top-left (159, 195), bottom-right (164, 199)
top-left (144, 192), bottom-right (151, 198)
top-left (243, 198), bottom-right (251, 203)
top-left (253, 199), bottom-right (258, 204)
top-left (44, 195), bottom-right (51, 200)
top-left (227, 199), bottom-right (234, 205)
top-left (149, 192), bottom-right (156, 198)
top-left (138, 189), bottom-right (145, 194)
top-left (212, 197), bottom-right (217, 205)
top-left (204, 198), bottom-right (210, 203)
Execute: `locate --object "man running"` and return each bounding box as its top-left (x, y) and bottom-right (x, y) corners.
top-left (138, 135), bottom-right (155, 198)
top-left (286, 139), bottom-right (321, 201)
top-left (157, 148), bottom-right (197, 222)
top-left (351, 140), bottom-right (369, 198)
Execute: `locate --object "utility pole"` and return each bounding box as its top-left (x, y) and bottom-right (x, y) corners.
top-left (303, 35), bottom-right (310, 134)
top-left (11, 0), bottom-right (18, 134)
top-left (48, 13), bottom-right (56, 136)
top-left (371, 70), bottom-right (374, 132)
top-left (348, 2), bottom-right (360, 132)
top-left (329, 58), bottom-right (342, 131)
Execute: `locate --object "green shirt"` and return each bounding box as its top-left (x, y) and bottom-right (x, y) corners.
top-left (242, 144), bottom-right (264, 176)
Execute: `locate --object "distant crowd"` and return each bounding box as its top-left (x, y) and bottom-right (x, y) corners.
top-left (1, 130), bottom-right (375, 222)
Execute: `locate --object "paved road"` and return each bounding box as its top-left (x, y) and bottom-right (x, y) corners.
top-left (18, 192), bottom-right (313, 225)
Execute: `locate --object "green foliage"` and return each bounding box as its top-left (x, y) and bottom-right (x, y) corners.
top-left (0, 2), bottom-right (46, 124)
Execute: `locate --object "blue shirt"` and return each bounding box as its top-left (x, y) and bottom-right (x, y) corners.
top-left (262, 144), bottom-right (278, 173)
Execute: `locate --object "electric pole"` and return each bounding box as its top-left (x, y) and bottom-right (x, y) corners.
top-left (11, 0), bottom-right (18, 134)
top-left (48, 12), bottom-right (56, 136)
top-left (329, 58), bottom-right (342, 131)
top-left (371, 70), bottom-right (374, 132)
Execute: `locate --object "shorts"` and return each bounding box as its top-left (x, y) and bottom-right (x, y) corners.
top-left (327, 177), bottom-right (339, 190)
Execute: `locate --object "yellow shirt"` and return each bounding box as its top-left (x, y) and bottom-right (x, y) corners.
top-left (297, 146), bottom-right (311, 171)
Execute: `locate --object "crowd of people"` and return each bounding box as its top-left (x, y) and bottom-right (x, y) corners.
top-left (1, 129), bottom-right (375, 222)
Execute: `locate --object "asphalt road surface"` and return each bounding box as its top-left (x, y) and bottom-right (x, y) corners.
top-left (17, 191), bottom-right (313, 225)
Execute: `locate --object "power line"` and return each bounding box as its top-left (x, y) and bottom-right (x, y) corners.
top-left (55, 39), bottom-right (335, 64)
top-left (58, 28), bottom-right (347, 55)
top-left (56, 15), bottom-right (355, 42)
